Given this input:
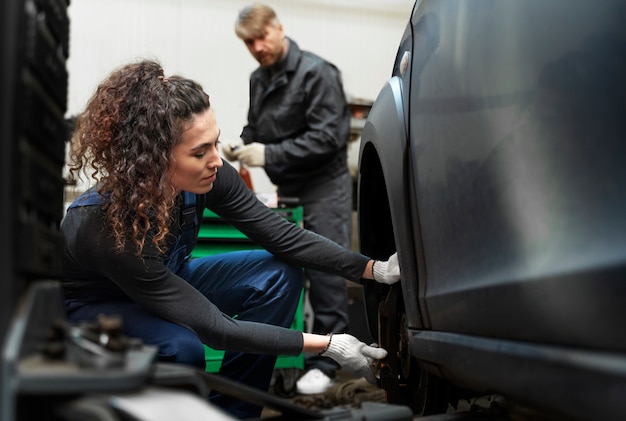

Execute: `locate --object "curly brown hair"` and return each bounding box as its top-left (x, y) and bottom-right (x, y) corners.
top-left (68, 60), bottom-right (211, 255)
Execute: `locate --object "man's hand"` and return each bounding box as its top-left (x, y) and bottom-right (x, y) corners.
top-left (321, 334), bottom-right (387, 384)
top-left (222, 140), bottom-right (243, 162)
top-left (236, 142), bottom-right (266, 167)
top-left (372, 252), bottom-right (400, 284)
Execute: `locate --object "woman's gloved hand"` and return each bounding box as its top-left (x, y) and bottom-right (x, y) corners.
top-left (320, 333), bottom-right (387, 384)
top-left (372, 252), bottom-right (400, 285)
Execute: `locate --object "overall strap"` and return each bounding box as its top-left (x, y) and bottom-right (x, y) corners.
top-left (67, 186), bottom-right (106, 209)
top-left (165, 191), bottom-right (199, 272)
top-left (181, 191), bottom-right (198, 233)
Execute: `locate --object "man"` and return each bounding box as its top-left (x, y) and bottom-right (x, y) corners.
top-left (226, 3), bottom-right (354, 395)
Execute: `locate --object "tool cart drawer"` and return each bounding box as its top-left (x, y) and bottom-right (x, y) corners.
top-left (192, 207), bottom-right (304, 258)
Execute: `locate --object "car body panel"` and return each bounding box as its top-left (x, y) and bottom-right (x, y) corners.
top-left (358, 0), bottom-right (626, 418)
top-left (408, 0), bottom-right (626, 348)
top-left (410, 330), bottom-right (626, 417)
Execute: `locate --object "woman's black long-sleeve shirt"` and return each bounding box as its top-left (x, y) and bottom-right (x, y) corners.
top-left (61, 160), bottom-right (369, 356)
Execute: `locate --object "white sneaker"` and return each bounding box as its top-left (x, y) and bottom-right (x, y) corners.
top-left (295, 368), bottom-right (334, 395)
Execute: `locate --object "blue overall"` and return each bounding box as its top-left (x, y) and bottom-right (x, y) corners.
top-left (66, 189), bottom-right (304, 418)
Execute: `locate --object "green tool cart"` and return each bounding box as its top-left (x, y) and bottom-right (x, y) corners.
top-left (192, 206), bottom-right (305, 397)
top-left (192, 207), bottom-right (303, 258)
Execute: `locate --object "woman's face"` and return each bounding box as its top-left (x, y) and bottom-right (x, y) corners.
top-left (169, 108), bottom-right (223, 194)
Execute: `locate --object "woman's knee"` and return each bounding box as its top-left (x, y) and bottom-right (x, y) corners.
top-left (261, 253), bottom-right (304, 290)
top-left (158, 331), bottom-right (206, 369)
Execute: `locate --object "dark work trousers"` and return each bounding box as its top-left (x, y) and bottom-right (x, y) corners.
top-left (66, 250), bottom-right (304, 419)
top-left (282, 170), bottom-right (352, 378)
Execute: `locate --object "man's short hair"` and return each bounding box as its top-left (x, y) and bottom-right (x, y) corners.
top-left (235, 3), bottom-right (280, 40)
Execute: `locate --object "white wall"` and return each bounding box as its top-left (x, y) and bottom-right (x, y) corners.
top-left (66, 0), bottom-right (413, 193)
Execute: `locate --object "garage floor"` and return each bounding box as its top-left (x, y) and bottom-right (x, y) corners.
top-left (262, 369), bottom-right (387, 418)
top-left (262, 371), bottom-right (516, 420)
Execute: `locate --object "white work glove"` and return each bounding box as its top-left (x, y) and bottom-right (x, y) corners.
top-left (235, 142), bottom-right (266, 167)
top-left (320, 333), bottom-right (387, 384)
top-left (372, 252), bottom-right (400, 284)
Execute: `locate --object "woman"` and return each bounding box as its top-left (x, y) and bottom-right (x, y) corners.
top-left (62, 60), bottom-right (399, 418)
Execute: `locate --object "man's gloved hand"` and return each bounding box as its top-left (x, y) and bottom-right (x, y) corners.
top-left (222, 140), bottom-right (243, 162)
top-left (372, 252), bottom-right (400, 284)
top-left (236, 142), bottom-right (266, 167)
top-left (320, 333), bottom-right (387, 384)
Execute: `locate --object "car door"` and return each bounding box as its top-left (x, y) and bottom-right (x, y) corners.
top-left (409, 0), bottom-right (626, 350)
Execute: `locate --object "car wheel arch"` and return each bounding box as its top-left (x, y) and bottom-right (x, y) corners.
top-left (358, 76), bottom-right (425, 334)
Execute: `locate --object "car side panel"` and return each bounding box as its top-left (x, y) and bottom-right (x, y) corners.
top-left (408, 0), bottom-right (626, 349)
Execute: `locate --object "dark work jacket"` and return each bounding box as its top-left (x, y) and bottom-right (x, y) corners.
top-left (240, 38), bottom-right (351, 195)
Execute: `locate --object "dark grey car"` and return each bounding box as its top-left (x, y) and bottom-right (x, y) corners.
top-left (357, 1), bottom-right (626, 419)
